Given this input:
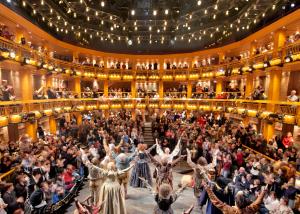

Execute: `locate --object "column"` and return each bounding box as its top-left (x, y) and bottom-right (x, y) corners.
top-left (25, 121), bottom-right (37, 141)
top-left (73, 112), bottom-right (82, 125)
top-left (49, 116), bottom-right (57, 134)
top-left (263, 69), bottom-right (282, 139)
top-left (45, 75), bottom-right (52, 88)
top-left (159, 81), bottom-right (164, 98)
top-left (245, 75), bottom-right (254, 98)
top-left (273, 30), bottom-right (286, 57)
top-left (73, 51), bottom-right (79, 63)
top-left (20, 70), bottom-right (33, 100)
top-left (187, 81), bottom-right (192, 98)
top-left (216, 79), bottom-right (223, 94)
top-left (72, 77), bottom-right (81, 98)
top-left (131, 80), bottom-right (136, 98)
top-left (218, 52), bottom-right (225, 64)
top-left (104, 80), bottom-right (109, 97)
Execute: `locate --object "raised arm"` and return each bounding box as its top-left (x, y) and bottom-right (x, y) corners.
top-left (247, 186), bottom-right (267, 212)
top-left (186, 148), bottom-right (197, 168)
top-left (103, 136), bottom-right (109, 154)
top-left (146, 152), bottom-right (161, 166)
top-left (171, 155), bottom-right (186, 167)
top-left (155, 139), bottom-right (164, 157)
top-left (170, 137), bottom-right (182, 158)
top-left (203, 183), bottom-right (232, 213)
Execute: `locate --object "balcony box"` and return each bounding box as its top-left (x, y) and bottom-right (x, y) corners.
top-left (54, 108), bottom-right (63, 114)
top-left (136, 75), bottom-right (146, 80)
top-left (247, 110), bottom-right (257, 117)
top-left (283, 115), bottom-right (296, 124)
top-left (253, 63), bottom-right (264, 70)
top-left (0, 116), bottom-right (8, 127)
top-left (43, 109), bottom-right (53, 117)
top-left (99, 104), bottom-right (109, 110)
top-left (76, 106), bottom-right (85, 111)
top-left (269, 58), bottom-right (282, 66)
top-left (136, 103), bottom-right (146, 109)
top-left (149, 75), bottom-right (159, 80)
top-left (161, 104), bottom-right (171, 109)
top-left (226, 107), bottom-right (234, 113)
top-left (97, 74), bottom-right (108, 79)
top-left (9, 114), bottom-right (22, 123)
top-left (86, 105), bottom-right (96, 111)
top-left (175, 75), bottom-right (187, 81)
top-left (110, 104), bottom-right (121, 109)
top-left (232, 68), bottom-right (240, 75)
top-left (32, 111), bottom-right (42, 119)
top-left (187, 105), bottom-right (197, 110)
top-left (174, 104), bottom-right (184, 109)
top-left (124, 103), bottom-right (134, 109)
top-left (162, 75), bottom-right (173, 80)
top-left (259, 111), bottom-right (272, 119)
top-left (199, 105), bottom-right (210, 111)
top-left (63, 107), bottom-right (72, 112)
top-left (123, 75), bottom-right (133, 80)
top-left (149, 103), bottom-right (159, 108)
top-left (189, 74), bottom-right (199, 80)
top-left (109, 74), bottom-right (121, 80)
top-left (237, 108), bottom-right (246, 115)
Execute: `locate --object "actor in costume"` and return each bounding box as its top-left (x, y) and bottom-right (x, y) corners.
top-left (129, 144), bottom-right (155, 188)
top-left (83, 155), bottom-right (132, 214)
top-left (155, 137), bottom-right (182, 163)
top-left (147, 151), bottom-right (186, 190)
top-left (112, 147), bottom-right (137, 198)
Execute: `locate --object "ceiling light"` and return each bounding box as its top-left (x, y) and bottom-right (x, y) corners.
top-left (50, 8), bottom-right (53, 13)
top-left (157, 29), bottom-right (160, 33)
top-left (149, 26), bottom-right (152, 31)
top-left (73, 12), bottom-right (77, 18)
top-left (235, 7), bottom-right (239, 11)
top-left (135, 26), bottom-right (137, 31)
top-left (204, 10), bottom-right (207, 14)
top-left (131, 10), bottom-right (135, 16)
top-left (95, 11), bottom-right (98, 16)
top-left (41, 0), bottom-right (44, 5)
top-left (197, 0), bottom-right (202, 6)
top-left (86, 7), bottom-right (89, 12)
top-left (153, 10), bottom-right (157, 16)
top-left (214, 5), bottom-right (218, 10)
top-left (165, 9), bottom-right (169, 15)
top-left (67, 8), bottom-right (71, 13)
top-left (226, 10), bottom-right (229, 15)
top-left (128, 39), bottom-right (133, 45)
top-left (291, 3), bottom-right (295, 7)
top-left (22, 1), bottom-right (26, 6)
top-left (189, 14), bottom-right (192, 19)
top-left (101, 1), bottom-right (105, 7)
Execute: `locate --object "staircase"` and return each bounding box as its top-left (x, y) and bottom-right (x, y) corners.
top-left (143, 122), bottom-right (155, 146)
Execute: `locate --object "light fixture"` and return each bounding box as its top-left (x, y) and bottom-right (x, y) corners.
top-left (285, 56), bottom-right (293, 63)
top-left (165, 9), bottom-right (169, 15)
top-left (131, 10), bottom-right (135, 16)
top-left (128, 39), bottom-right (133, 46)
top-left (101, 1), bottom-right (105, 7)
top-left (153, 10), bottom-right (157, 16)
top-left (197, 0), bottom-right (202, 6)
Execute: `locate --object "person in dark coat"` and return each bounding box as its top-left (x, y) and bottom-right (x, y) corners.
top-left (2, 183), bottom-right (23, 213)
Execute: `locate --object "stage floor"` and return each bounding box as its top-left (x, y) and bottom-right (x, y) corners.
top-left (67, 163), bottom-right (204, 214)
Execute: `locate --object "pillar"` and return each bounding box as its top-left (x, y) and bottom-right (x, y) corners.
top-left (20, 70), bottom-right (33, 100)
top-left (159, 81), bottom-right (164, 98)
top-left (73, 51), bottom-right (79, 63)
top-left (245, 75), bottom-right (254, 98)
top-left (187, 81), bottom-right (192, 98)
top-left (263, 69), bottom-right (282, 139)
top-left (46, 76), bottom-right (52, 88)
top-left (218, 52), bottom-right (225, 63)
top-left (49, 116), bottom-right (57, 134)
top-left (216, 79), bottom-right (223, 94)
top-left (104, 80), bottom-right (109, 97)
top-left (131, 80), bottom-right (136, 98)
top-left (25, 121), bottom-right (37, 141)
top-left (250, 41), bottom-right (257, 56)
top-left (72, 77), bottom-right (81, 98)
top-left (73, 112), bottom-right (82, 125)
top-left (273, 30), bottom-right (286, 57)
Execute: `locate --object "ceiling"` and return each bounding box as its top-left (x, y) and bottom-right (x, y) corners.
top-left (1, 0), bottom-right (299, 54)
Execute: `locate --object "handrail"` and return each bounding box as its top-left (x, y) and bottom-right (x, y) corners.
top-left (0, 167), bottom-right (17, 181)
top-left (0, 98), bottom-right (299, 106)
top-left (242, 144), bottom-right (300, 176)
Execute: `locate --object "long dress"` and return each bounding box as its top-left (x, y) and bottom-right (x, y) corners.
top-left (99, 170), bottom-right (126, 214)
top-left (130, 152), bottom-right (152, 187)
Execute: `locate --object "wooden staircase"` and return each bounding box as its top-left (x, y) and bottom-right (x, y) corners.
top-left (143, 122), bottom-right (155, 146)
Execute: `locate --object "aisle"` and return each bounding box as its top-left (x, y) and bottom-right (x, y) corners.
top-left (66, 164), bottom-right (203, 214)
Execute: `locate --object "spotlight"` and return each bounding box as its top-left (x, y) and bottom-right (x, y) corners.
top-left (128, 39), bottom-right (133, 46)
top-left (291, 3), bottom-right (295, 8)
top-left (131, 10), bottom-right (135, 16)
top-left (263, 61), bottom-right (270, 68)
top-left (165, 9), bottom-right (169, 15)
top-left (285, 56), bottom-right (293, 63)
top-left (9, 51), bottom-right (16, 59)
top-left (101, 1), bottom-right (105, 7)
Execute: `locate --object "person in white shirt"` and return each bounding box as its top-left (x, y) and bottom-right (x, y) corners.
top-left (287, 90), bottom-right (299, 102)
top-left (264, 191), bottom-right (280, 212)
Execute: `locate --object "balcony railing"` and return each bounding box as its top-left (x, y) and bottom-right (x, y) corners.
top-left (0, 98), bottom-right (299, 126)
top-left (1, 36), bottom-right (300, 80)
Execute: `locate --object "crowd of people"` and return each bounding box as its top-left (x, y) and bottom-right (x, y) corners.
top-left (33, 87), bottom-right (78, 100)
top-left (0, 108), bottom-right (299, 214)
top-left (164, 85), bottom-right (187, 99)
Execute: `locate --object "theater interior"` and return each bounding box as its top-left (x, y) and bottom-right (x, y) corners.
top-left (0, 0), bottom-right (300, 214)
